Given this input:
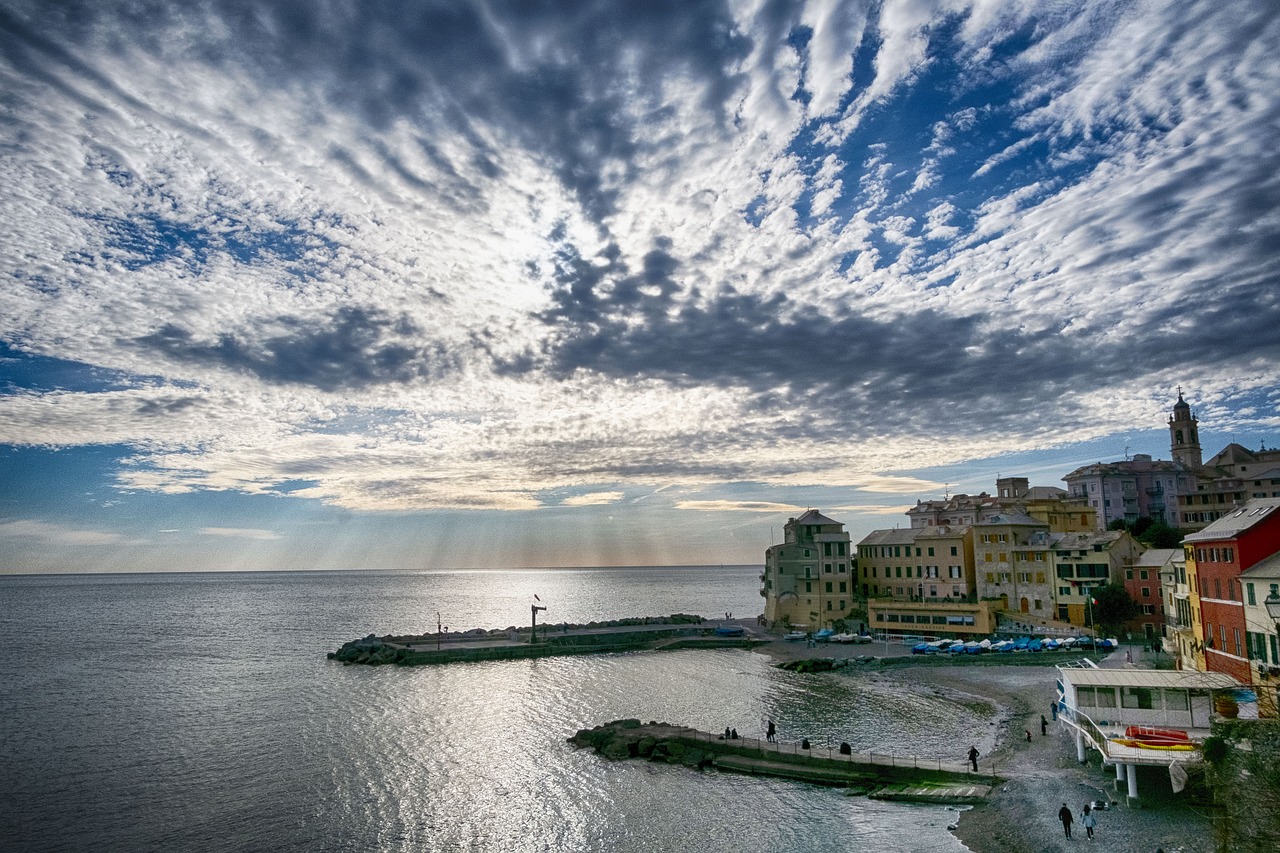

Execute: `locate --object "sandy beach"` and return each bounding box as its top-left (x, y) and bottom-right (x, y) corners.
top-left (756, 637), bottom-right (1216, 853)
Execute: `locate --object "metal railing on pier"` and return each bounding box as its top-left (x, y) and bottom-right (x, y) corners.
top-left (677, 726), bottom-right (995, 777)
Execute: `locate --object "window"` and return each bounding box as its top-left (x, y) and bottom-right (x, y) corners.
top-left (1095, 688), bottom-right (1117, 708)
top-left (1140, 570), bottom-right (1149, 580)
top-left (805, 581), bottom-right (812, 593)
top-left (1141, 587), bottom-right (1150, 598)
top-left (928, 547), bottom-right (935, 556)
top-left (1122, 687), bottom-right (1155, 710)
top-left (1247, 583), bottom-right (1256, 606)
top-left (1077, 687), bottom-right (1096, 707)
top-left (825, 582), bottom-right (833, 593)
top-left (950, 546), bottom-right (958, 556)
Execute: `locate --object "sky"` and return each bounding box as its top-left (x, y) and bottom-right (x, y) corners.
top-left (1, 0), bottom-right (1278, 574)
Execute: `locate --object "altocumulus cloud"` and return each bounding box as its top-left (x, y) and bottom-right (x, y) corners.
top-left (0, 0), bottom-right (1277, 516)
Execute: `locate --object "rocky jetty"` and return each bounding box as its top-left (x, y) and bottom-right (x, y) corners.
top-left (328, 614), bottom-right (717, 666)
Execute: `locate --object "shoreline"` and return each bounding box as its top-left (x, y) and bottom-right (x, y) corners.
top-left (818, 655), bottom-right (1215, 853)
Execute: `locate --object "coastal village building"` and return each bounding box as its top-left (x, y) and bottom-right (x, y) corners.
top-left (762, 510), bottom-right (853, 630)
top-left (1056, 667), bottom-right (1243, 803)
top-left (1160, 549), bottom-right (1193, 662)
top-left (1064, 392), bottom-right (1280, 532)
top-left (1050, 530), bottom-right (1144, 628)
top-left (1182, 499), bottom-right (1280, 685)
top-left (1241, 551), bottom-right (1280, 717)
top-left (1127, 548), bottom-right (1176, 640)
top-left (865, 597), bottom-right (998, 639)
top-left (856, 527), bottom-right (973, 601)
top-left (857, 525), bottom-right (985, 637)
top-left (972, 512), bottom-right (1056, 622)
top-left (908, 476), bottom-right (1096, 533)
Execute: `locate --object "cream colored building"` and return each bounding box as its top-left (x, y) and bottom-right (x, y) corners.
top-left (1241, 553), bottom-right (1280, 717)
top-left (763, 510), bottom-right (854, 629)
top-left (973, 512), bottom-right (1056, 622)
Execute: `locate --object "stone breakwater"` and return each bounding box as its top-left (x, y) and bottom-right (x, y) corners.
top-left (327, 614), bottom-right (767, 666)
top-left (570, 719), bottom-right (996, 803)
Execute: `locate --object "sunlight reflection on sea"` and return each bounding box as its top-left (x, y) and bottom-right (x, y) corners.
top-left (0, 568), bottom-right (976, 852)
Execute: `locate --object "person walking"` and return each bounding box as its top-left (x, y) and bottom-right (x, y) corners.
top-left (1041, 714), bottom-right (1049, 735)
top-left (766, 720), bottom-right (777, 742)
top-left (1058, 803), bottom-right (1073, 838)
top-left (967, 745), bottom-right (979, 771)
top-left (1082, 804), bottom-right (1096, 840)
top-left (1051, 700), bottom-right (1058, 720)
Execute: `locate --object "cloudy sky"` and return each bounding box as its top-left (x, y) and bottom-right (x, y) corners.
top-left (2, 0), bottom-right (1278, 574)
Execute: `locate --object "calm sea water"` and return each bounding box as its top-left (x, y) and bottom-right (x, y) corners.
top-left (0, 567), bottom-right (982, 852)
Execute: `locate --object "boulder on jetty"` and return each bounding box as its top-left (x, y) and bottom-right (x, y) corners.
top-left (570, 719), bottom-right (710, 768)
top-left (328, 634), bottom-right (408, 665)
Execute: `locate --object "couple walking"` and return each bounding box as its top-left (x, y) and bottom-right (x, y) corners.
top-left (1058, 803), bottom-right (1098, 839)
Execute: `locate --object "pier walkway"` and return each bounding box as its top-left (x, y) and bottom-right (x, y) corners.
top-left (570, 720), bottom-right (997, 803)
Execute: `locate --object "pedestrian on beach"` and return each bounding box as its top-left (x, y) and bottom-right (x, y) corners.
top-left (766, 720), bottom-right (776, 742)
top-left (723, 726), bottom-right (731, 740)
top-left (1025, 729), bottom-right (1032, 743)
top-left (1051, 701), bottom-right (1058, 721)
top-left (967, 745), bottom-right (979, 771)
top-left (1041, 715), bottom-right (1048, 735)
top-left (1082, 804), bottom-right (1096, 840)
top-left (1058, 803), bottom-right (1073, 838)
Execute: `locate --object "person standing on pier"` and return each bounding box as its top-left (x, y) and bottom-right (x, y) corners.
top-left (967, 745), bottom-right (979, 771)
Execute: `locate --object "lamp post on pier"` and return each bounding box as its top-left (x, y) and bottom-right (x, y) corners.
top-left (531, 595), bottom-right (547, 644)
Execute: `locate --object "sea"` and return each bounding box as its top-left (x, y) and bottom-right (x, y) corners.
top-left (0, 566), bottom-right (988, 852)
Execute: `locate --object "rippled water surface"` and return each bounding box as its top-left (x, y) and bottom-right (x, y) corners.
top-left (1, 568), bottom-right (980, 852)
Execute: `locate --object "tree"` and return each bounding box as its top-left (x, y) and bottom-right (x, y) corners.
top-left (1090, 582), bottom-right (1139, 636)
top-left (1140, 520), bottom-right (1183, 549)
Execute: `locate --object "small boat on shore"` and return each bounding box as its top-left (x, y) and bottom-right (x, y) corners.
top-left (1110, 725), bottom-right (1194, 750)
top-left (783, 631), bottom-right (807, 641)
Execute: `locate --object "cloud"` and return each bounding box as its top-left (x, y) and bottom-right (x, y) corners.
top-left (197, 527), bottom-right (281, 541)
top-left (0, 519), bottom-right (126, 546)
top-left (0, 0), bottom-right (1276, 525)
top-left (675, 500), bottom-right (803, 513)
top-left (561, 492), bottom-right (624, 507)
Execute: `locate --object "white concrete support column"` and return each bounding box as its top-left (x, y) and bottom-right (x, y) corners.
top-left (1114, 762), bottom-right (1126, 789)
top-left (1126, 763), bottom-right (1139, 802)
top-left (1076, 731), bottom-right (1086, 763)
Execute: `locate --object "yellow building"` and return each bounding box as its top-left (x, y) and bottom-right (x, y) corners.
top-left (1183, 544), bottom-right (1207, 671)
top-left (763, 510), bottom-right (854, 629)
top-left (866, 598), bottom-right (998, 638)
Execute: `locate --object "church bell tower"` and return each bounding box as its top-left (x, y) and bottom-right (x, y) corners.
top-left (1168, 389), bottom-right (1202, 470)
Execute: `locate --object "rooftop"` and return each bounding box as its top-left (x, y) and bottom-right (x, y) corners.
top-left (1058, 668), bottom-right (1241, 690)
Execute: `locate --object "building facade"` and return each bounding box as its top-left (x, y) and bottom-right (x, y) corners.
top-left (1048, 530), bottom-right (1144, 628)
top-left (1241, 552), bottom-right (1280, 717)
top-left (972, 512), bottom-right (1055, 622)
top-left (762, 510), bottom-right (854, 629)
top-left (1183, 499), bottom-right (1280, 684)
top-left (1127, 548), bottom-right (1175, 640)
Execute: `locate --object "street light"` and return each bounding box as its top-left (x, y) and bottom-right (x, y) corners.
top-left (1265, 594), bottom-right (1280, 625)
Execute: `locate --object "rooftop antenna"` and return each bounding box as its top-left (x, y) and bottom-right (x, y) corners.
top-left (943, 483), bottom-right (952, 499)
